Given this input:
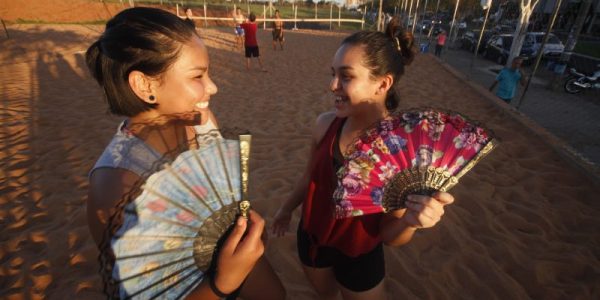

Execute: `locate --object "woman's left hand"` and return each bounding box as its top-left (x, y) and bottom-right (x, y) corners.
top-left (401, 192), bottom-right (454, 229)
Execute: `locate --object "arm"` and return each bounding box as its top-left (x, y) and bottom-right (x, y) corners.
top-left (272, 112), bottom-right (336, 236)
top-left (519, 71), bottom-right (528, 86)
top-left (87, 168), bottom-right (142, 247)
top-left (380, 192), bottom-right (454, 247)
top-left (489, 80), bottom-right (498, 92)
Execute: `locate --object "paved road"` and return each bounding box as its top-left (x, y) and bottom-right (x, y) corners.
top-left (431, 43), bottom-right (600, 168)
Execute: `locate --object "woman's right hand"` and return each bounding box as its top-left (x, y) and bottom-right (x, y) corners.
top-left (213, 210), bottom-right (265, 295)
top-left (271, 207), bottom-right (292, 237)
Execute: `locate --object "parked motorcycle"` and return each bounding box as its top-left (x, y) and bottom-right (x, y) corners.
top-left (564, 66), bottom-right (600, 94)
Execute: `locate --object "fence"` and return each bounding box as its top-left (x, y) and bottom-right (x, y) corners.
top-left (175, 3), bottom-right (365, 31)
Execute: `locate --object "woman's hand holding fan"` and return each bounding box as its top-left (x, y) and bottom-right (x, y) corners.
top-left (208, 211), bottom-right (265, 296)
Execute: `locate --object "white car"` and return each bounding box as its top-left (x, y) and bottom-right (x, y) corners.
top-left (526, 32), bottom-right (565, 57)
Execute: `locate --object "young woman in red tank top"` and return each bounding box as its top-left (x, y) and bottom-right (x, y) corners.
top-left (272, 16), bottom-right (455, 300)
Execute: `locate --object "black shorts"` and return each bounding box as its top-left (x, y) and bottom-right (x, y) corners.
top-left (272, 29), bottom-right (283, 41)
top-left (296, 224), bottom-right (385, 292)
top-left (245, 46), bottom-right (259, 58)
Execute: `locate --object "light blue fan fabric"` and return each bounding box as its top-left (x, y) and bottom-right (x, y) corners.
top-left (111, 138), bottom-right (241, 299)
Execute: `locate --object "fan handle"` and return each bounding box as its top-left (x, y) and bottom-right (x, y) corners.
top-left (239, 134), bottom-right (252, 218)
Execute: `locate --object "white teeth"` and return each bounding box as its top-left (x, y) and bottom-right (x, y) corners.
top-left (195, 102), bottom-right (209, 109)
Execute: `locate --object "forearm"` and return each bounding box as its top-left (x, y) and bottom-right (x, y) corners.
top-left (281, 176), bottom-right (308, 213)
top-left (380, 212), bottom-right (418, 247)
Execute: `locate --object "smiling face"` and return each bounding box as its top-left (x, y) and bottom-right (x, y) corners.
top-left (151, 35), bottom-right (218, 117)
top-left (330, 44), bottom-right (385, 118)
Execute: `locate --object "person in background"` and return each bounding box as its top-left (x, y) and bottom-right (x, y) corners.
top-left (233, 8), bottom-right (245, 49)
top-left (434, 29), bottom-right (446, 57)
top-left (489, 57), bottom-right (528, 104)
top-left (272, 10), bottom-right (284, 51)
top-left (240, 13), bottom-right (266, 72)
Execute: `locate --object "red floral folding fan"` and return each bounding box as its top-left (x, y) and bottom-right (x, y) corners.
top-left (332, 108), bottom-right (498, 219)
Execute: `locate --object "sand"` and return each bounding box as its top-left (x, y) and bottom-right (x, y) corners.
top-left (1, 3), bottom-right (600, 300)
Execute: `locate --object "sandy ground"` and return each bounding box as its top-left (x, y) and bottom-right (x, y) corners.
top-left (1, 3), bottom-right (600, 300)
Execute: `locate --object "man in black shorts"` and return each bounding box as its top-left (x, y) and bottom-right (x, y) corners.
top-left (240, 13), bottom-right (266, 71)
top-left (272, 10), bottom-right (284, 51)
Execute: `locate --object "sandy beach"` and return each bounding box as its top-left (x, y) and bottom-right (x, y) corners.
top-left (1, 3), bottom-right (600, 300)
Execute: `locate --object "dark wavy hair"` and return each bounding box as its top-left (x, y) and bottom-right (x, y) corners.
top-left (341, 16), bottom-right (416, 111)
top-left (85, 7), bottom-right (197, 117)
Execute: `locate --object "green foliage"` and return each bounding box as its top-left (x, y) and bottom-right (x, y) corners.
top-left (574, 41), bottom-right (600, 58)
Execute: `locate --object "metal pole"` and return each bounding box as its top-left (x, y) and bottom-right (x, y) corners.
top-left (263, 4), bottom-right (266, 30)
top-left (469, 3), bottom-right (492, 74)
top-left (204, 0), bottom-right (208, 27)
top-left (330, 2), bottom-right (333, 30)
top-left (417, 0), bottom-right (428, 47)
top-left (407, 0), bottom-right (414, 28)
top-left (411, 0), bottom-right (420, 33)
top-left (294, 4), bottom-right (298, 30)
top-left (516, 0), bottom-right (562, 109)
top-left (448, 0), bottom-right (460, 48)
top-left (377, 0), bottom-right (383, 31)
top-left (339, 5), bottom-right (341, 27)
top-left (362, 10), bottom-right (365, 29)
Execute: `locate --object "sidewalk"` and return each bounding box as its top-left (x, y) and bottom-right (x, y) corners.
top-left (436, 46), bottom-right (600, 172)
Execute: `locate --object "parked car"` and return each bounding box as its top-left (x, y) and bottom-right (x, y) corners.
top-left (460, 29), bottom-right (493, 54)
top-left (525, 32), bottom-right (565, 58)
top-left (492, 24), bottom-right (516, 34)
top-left (482, 34), bottom-right (535, 65)
top-left (418, 19), bottom-right (433, 33)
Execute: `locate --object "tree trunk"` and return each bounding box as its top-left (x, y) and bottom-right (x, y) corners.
top-left (548, 0), bottom-right (593, 89)
top-left (506, 0), bottom-right (539, 67)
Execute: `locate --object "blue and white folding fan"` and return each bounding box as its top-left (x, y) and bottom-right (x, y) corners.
top-left (105, 135), bottom-right (252, 299)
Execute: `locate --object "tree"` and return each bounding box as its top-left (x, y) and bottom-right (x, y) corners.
top-left (506, 0), bottom-right (539, 67)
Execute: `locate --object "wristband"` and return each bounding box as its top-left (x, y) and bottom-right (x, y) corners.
top-left (209, 276), bottom-right (230, 298)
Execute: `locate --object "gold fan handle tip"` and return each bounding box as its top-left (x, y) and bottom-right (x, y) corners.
top-left (239, 200), bottom-right (251, 219)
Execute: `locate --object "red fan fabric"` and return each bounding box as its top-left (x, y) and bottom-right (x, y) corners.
top-left (333, 109), bottom-right (494, 219)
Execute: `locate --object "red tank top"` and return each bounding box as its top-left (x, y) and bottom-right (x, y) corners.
top-left (302, 117), bottom-right (382, 257)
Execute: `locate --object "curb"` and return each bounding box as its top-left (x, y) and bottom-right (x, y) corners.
top-left (433, 55), bottom-right (600, 187)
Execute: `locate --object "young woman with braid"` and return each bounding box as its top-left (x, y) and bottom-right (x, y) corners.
top-left (86, 7), bottom-right (284, 299)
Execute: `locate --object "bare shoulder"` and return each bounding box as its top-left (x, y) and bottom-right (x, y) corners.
top-left (87, 168), bottom-right (142, 246)
top-left (313, 111), bottom-right (337, 145)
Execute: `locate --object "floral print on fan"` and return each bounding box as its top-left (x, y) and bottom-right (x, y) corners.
top-left (333, 108), bottom-right (494, 219)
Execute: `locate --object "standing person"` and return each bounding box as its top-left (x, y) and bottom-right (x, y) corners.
top-left (86, 7), bottom-right (285, 300)
top-left (489, 57), bottom-right (528, 104)
top-left (272, 16), bottom-right (455, 300)
top-left (240, 13), bottom-right (267, 72)
top-left (233, 8), bottom-right (245, 49)
top-left (271, 10), bottom-right (285, 51)
top-left (184, 7), bottom-right (197, 28)
top-left (434, 29), bottom-right (446, 57)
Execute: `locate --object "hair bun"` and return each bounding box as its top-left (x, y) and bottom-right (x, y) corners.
top-left (385, 16), bottom-right (416, 66)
